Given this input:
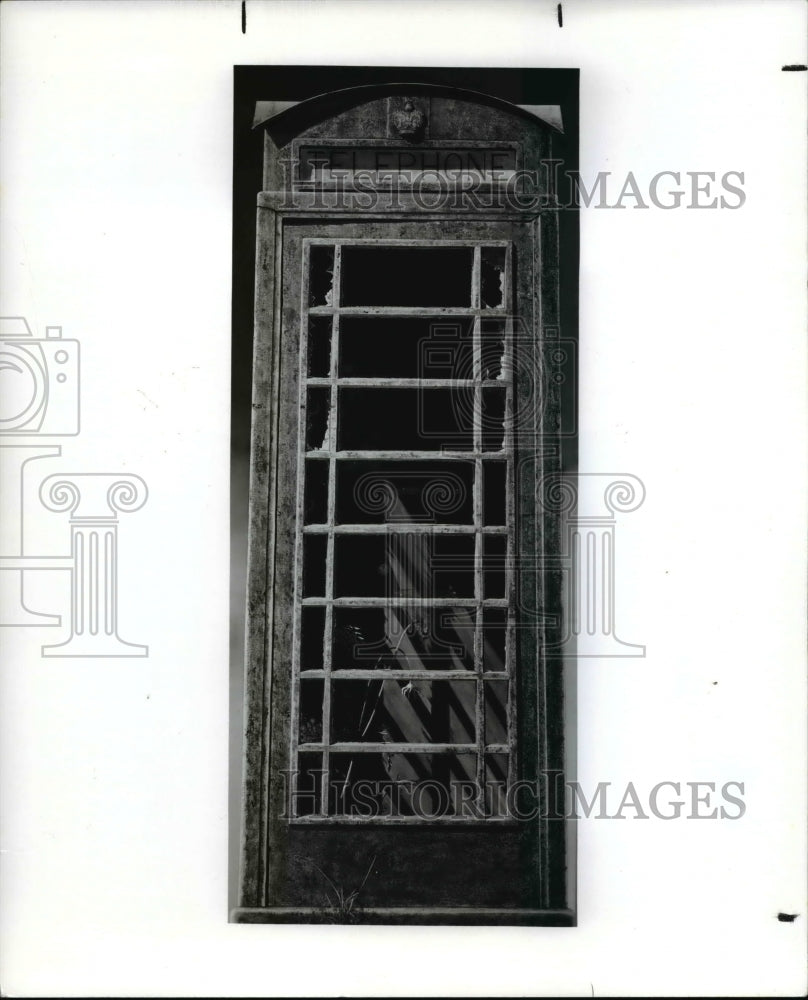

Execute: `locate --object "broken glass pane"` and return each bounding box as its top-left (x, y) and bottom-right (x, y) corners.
top-left (305, 388), bottom-right (331, 451)
top-left (480, 246), bottom-right (506, 308)
top-left (479, 319), bottom-right (508, 381)
top-left (308, 245), bottom-right (335, 307)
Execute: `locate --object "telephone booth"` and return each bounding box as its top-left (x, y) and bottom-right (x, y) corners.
top-left (235, 81), bottom-right (576, 925)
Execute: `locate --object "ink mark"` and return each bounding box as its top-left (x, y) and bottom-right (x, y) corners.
top-left (781, 65), bottom-right (807, 71)
top-left (557, 3), bottom-right (563, 28)
top-left (777, 912), bottom-right (798, 922)
top-left (242, 1), bottom-right (246, 34)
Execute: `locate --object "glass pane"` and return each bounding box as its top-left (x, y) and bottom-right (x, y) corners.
top-left (481, 387), bottom-right (506, 450)
top-left (340, 246), bottom-right (473, 307)
top-left (299, 679), bottom-right (324, 743)
top-left (482, 608), bottom-right (507, 672)
top-left (332, 607), bottom-right (475, 671)
top-left (300, 606), bottom-right (326, 670)
top-left (336, 461), bottom-right (474, 524)
top-left (483, 535), bottom-right (506, 599)
top-left (432, 607), bottom-right (475, 670)
top-left (419, 320), bottom-right (475, 380)
top-left (339, 317), bottom-right (473, 379)
top-left (302, 535), bottom-right (327, 597)
top-left (308, 245), bottom-right (335, 307)
top-left (293, 753), bottom-right (323, 817)
top-left (332, 608), bottom-right (389, 668)
top-left (338, 388), bottom-right (474, 451)
top-left (480, 246), bottom-right (506, 308)
top-left (330, 752), bottom-right (478, 817)
top-left (331, 678), bottom-right (476, 744)
top-left (303, 458), bottom-right (328, 524)
top-left (480, 319), bottom-right (508, 380)
top-left (333, 535), bottom-right (391, 597)
top-left (484, 680), bottom-right (509, 745)
top-left (305, 388), bottom-right (331, 450)
top-left (306, 315), bottom-right (332, 377)
top-left (482, 460), bottom-right (506, 526)
top-left (333, 534), bottom-right (475, 598)
top-left (430, 535), bottom-right (476, 597)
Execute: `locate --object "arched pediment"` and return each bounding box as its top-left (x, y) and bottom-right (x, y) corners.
top-left (253, 82), bottom-right (563, 147)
